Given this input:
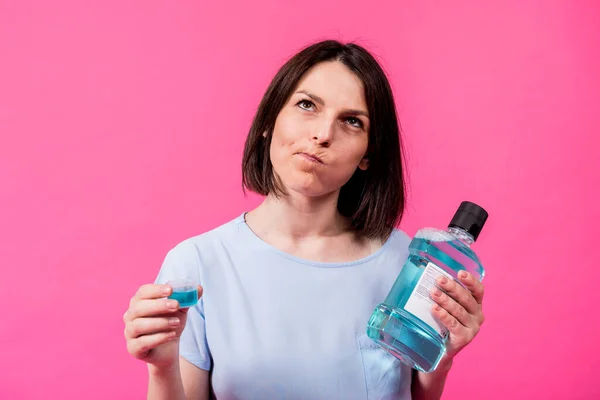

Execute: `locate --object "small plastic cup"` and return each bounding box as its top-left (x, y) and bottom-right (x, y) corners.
top-left (166, 278), bottom-right (198, 308)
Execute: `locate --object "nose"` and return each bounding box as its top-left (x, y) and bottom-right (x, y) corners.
top-left (312, 119), bottom-right (334, 147)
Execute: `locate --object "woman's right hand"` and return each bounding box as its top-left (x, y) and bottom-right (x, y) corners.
top-left (123, 283), bottom-right (203, 369)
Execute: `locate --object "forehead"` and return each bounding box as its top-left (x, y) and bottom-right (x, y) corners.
top-left (294, 61), bottom-right (366, 108)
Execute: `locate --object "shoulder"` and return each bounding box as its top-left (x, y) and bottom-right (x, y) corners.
top-left (372, 227), bottom-right (412, 267)
top-left (386, 227), bottom-right (411, 252)
top-left (155, 213), bottom-right (245, 282)
top-left (170, 213), bottom-right (245, 254)
top-left (390, 227), bottom-right (411, 243)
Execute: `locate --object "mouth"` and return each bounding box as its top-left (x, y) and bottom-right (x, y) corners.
top-left (296, 152), bottom-right (324, 164)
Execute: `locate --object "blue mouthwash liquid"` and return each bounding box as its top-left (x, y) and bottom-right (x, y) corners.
top-left (168, 288), bottom-right (198, 308)
top-left (366, 201), bottom-right (488, 373)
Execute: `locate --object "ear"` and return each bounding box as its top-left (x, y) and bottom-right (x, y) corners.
top-left (358, 157), bottom-right (369, 171)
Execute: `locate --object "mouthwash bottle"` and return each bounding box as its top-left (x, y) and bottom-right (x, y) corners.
top-left (366, 201), bottom-right (488, 373)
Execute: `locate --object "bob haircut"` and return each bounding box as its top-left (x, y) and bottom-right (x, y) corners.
top-left (242, 40), bottom-right (406, 240)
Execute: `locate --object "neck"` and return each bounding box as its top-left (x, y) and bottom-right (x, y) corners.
top-left (247, 191), bottom-right (349, 239)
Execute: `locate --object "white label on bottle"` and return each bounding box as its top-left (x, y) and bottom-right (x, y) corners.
top-left (403, 262), bottom-right (454, 336)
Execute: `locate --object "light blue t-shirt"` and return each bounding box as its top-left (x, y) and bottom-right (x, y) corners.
top-left (155, 213), bottom-right (414, 400)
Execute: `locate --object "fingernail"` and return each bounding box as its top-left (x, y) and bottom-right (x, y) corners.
top-left (433, 304), bottom-right (441, 311)
top-left (168, 317), bottom-right (180, 326)
top-left (167, 300), bottom-right (178, 309)
top-left (168, 331), bottom-right (177, 337)
top-left (459, 271), bottom-right (468, 279)
top-left (439, 277), bottom-right (448, 285)
top-left (433, 288), bottom-right (442, 297)
top-left (162, 286), bottom-right (171, 295)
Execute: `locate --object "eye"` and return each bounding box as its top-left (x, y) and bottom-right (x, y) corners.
top-left (345, 117), bottom-right (364, 129)
top-left (296, 99), bottom-right (315, 111)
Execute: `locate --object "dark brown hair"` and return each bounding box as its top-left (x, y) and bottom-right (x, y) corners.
top-left (242, 40), bottom-right (406, 240)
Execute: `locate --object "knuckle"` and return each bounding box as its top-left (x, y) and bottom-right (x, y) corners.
top-left (137, 336), bottom-right (149, 353)
top-left (136, 284), bottom-right (150, 298)
top-left (124, 323), bottom-right (135, 338)
top-left (127, 339), bottom-right (143, 359)
top-left (448, 281), bottom-right (457, 292)
top-left (439, 307), bottom-right (449, 319)
top-left (127, 306), bottom-right (138, 320)
top-left (461, 293), bottom-right (472, 306)
top-left (129, 325), bottom-right (139, 338)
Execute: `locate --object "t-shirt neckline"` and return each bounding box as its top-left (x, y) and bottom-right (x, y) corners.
top-left (235, 212), bottom-right (397, 268)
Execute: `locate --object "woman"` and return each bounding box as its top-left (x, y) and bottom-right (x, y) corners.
top-left (123, 40), bottom-right (485, 400)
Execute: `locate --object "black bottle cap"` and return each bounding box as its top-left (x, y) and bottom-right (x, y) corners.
top-left (448, 201), bottom-right (488, 241)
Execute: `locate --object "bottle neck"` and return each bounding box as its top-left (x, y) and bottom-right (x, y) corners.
top-left (448, 226), bottom-right (475, 246)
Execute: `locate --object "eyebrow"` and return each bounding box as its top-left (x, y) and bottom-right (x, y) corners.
top-left (296, 90), bottom-right (369, 118)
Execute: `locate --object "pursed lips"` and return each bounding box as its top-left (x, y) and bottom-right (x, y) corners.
top-left (296, 152), bottom-right (324, 164)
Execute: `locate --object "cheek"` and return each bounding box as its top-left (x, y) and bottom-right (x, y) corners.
top-left (269, 132), bottom-right (292, 174)
top-left (270, 115), bottom-right (304, 160)
top-left (339, 137), bottom-right (369, 165)
top-left (274, 114), bottom-right (302, 144)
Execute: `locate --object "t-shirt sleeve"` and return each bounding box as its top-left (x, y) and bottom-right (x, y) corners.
top-left (154, 241), bottom-right (212, 371)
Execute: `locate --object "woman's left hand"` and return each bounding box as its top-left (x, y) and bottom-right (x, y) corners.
top-left (430, 271), bottom-right (485, 359)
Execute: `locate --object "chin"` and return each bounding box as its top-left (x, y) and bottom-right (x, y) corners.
top-left (274, 167), bottom-right (344, 198)
top-left (283, 178), bottom-right (337, 198)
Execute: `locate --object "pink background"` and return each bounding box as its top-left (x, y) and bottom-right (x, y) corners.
top-left (1, 1), bottom-right (598, 399)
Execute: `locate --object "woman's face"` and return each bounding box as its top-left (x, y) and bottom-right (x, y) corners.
top-left (269, 61), bottom-right (370, 198)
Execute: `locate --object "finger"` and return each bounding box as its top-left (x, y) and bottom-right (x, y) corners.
top-left (457, 271), bottom-right (485, 304)
top-left (431, 286), bottom-right (472, 327)
top-left (128, 331), bottom-right (177, 359)
top-left (135, 284), bottom-right (172, 301)
top-left (125, 316), bottom-right (181, 339)
top-left (432, 303), bottom-right (469, 337)
top-left (436, 276), bottom-right (479, 315)
top-left (130, 298), bottom-right (180, 319)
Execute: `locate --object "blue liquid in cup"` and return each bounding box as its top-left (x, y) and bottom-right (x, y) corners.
top-left (166, 279), bottom-right (198, 308)
top-left (168, 289), bottom-right (198, 308)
